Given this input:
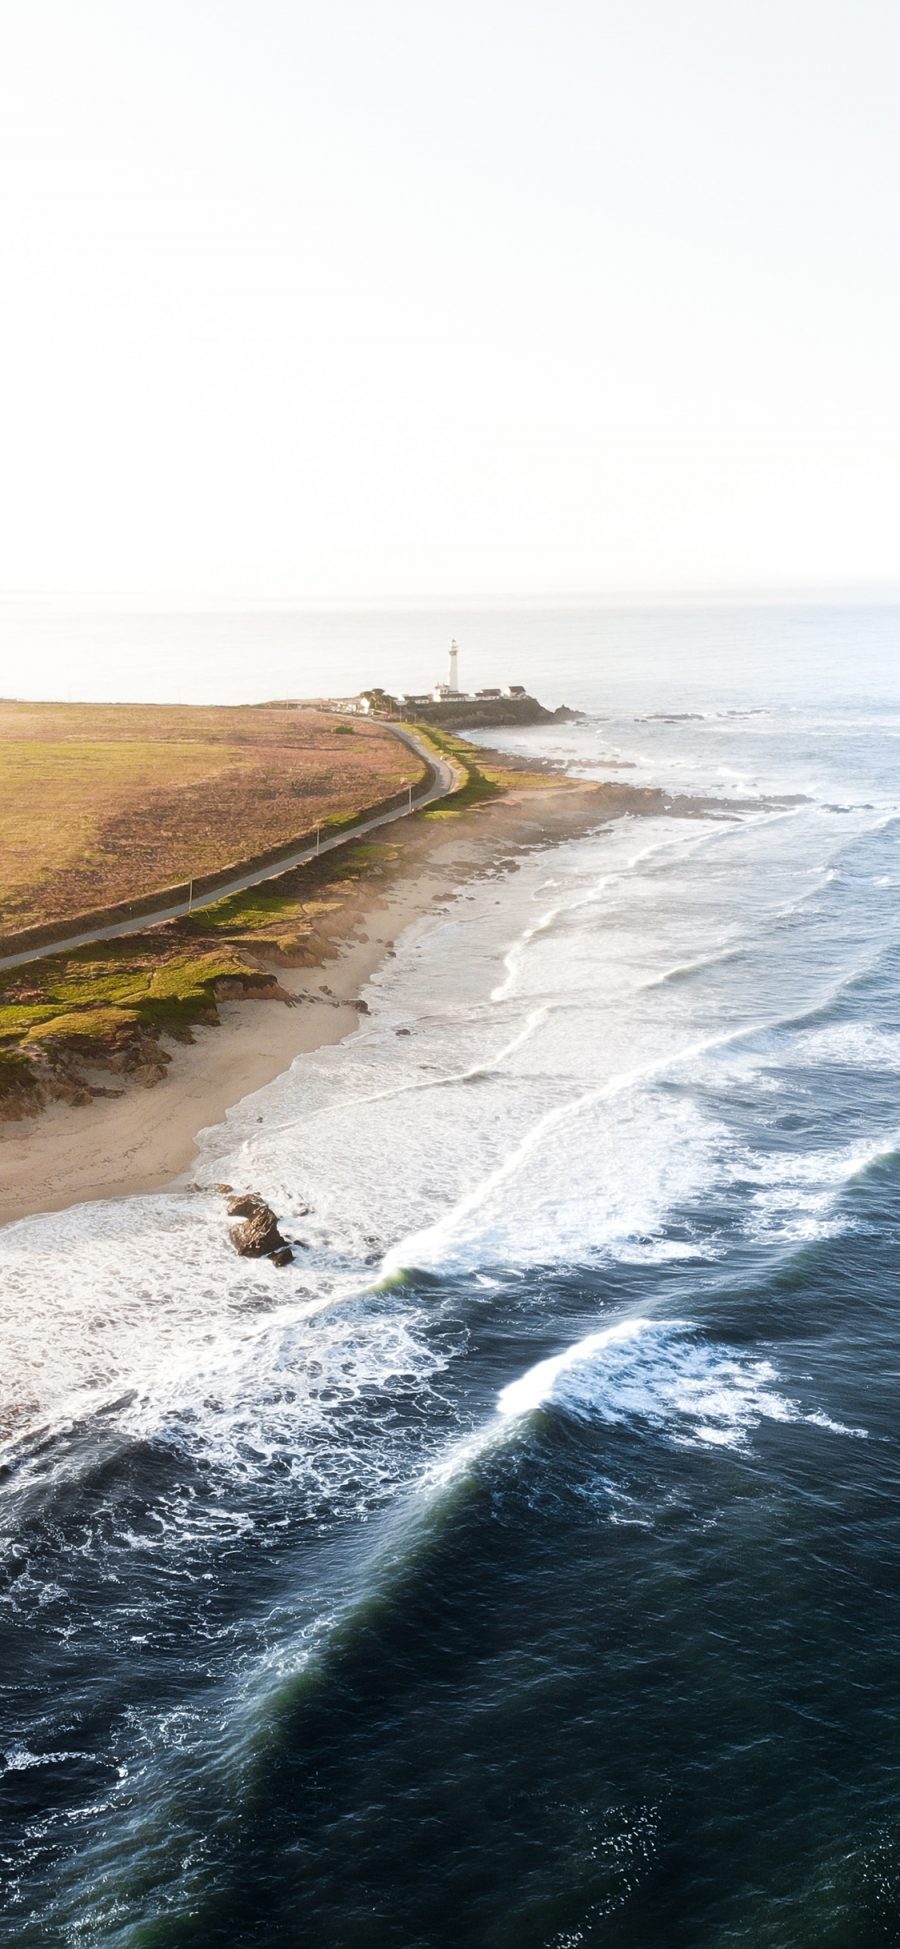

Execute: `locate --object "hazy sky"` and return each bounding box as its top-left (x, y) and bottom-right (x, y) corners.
top-left (2, 0), bottom-right (898, 600)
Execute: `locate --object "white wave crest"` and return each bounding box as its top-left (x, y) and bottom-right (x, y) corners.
top-left (497, 1318), bottom-right (867, 1450)
top-left (741, 1131), bottom-right (898, 1243)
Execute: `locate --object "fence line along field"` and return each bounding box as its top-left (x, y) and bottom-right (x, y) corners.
top-left (0, 701), bottom-right (425, 935)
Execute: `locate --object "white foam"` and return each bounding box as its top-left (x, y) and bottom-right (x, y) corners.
top-left (489, 825), bottom-right (711, 1003)
top-left (497, 1318), bottom-right (867, 1449)
top-left (740, 1131), bottom-right (898, 1243)
top-left (378, 1014), bottom-right (777, 1279)
top-left (788, 1023), bottom-right (900, 1070)
top-left (0, 1747), bottom-right (105, 1775)
top-left (118, 1300), bottom-right (450, 1522)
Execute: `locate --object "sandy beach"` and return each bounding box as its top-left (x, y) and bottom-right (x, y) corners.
top-left (0, 782), bottom-right (620, 1229)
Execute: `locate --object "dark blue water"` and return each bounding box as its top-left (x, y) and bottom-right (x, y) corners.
top-left (3, 602), bottom-right (900, 1945)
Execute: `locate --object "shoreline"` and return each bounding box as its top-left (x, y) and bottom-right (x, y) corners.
top-left (0, 782), bottom-right (616, 1229)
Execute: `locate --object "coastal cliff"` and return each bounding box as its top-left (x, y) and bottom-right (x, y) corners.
top-left (410, 697), bottom-right (580, 730)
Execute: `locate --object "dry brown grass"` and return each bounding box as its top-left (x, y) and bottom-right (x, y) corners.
top-left (0, 702), bottom-right (423, 932)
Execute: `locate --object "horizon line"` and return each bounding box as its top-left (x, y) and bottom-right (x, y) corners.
top-left (4, 582), bottom-right (900, 613)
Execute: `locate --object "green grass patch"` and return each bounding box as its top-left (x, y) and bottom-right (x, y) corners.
top-left (320, 807), bottom-right (365, 832)
top-left (189, 887), bottom-right (304, 933)
top-left (147, 949), bottom-right (253, 998)
top-left (336, 841), bottom-right (399, 873)
top-left (194, 839), bottom-right (401, 943)
top-left (0, 1003), bottom-right (63, 1042)
top-left (134, 994), bottom-right (214, 1034)
top-left (26, 1005), bottom-right (135, 1046)
top-left (402, 722), bottom-right (503, 816)
top-left (31, 965), bottom-right (152, 1008)
top-left (0, 937), bottom-right (271, 1075)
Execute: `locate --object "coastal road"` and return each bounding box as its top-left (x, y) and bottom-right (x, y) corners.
top-left (0, 726), bottom-right (462, 974)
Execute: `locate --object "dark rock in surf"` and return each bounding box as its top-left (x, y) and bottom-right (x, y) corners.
top-left (227, 1191), bottom-right (265, 1217)
top-left (270, 1245), bottom-right (294, 1267)
top-left (228, 1195), bottom-right (288, 1258)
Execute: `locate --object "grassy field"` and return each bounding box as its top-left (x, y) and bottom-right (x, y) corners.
top-left (0, 702), bottom-right (423, 935)
top-left (0, 723), bottom-right (569, 1119)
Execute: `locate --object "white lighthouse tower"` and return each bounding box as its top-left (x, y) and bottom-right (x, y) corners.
top-left (448, 638), bottom-right (459, 694)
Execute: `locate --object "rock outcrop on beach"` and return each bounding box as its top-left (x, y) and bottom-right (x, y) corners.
top-left (227, 1192), bottom-right (292, 1261)
top-left (0, 961), bottom-right (298, 1124)
top-left (0, 1015), bottom-right (173, 1123)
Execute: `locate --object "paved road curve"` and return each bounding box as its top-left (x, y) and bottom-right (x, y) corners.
top-left (0, 725), bottom-right (461, 975)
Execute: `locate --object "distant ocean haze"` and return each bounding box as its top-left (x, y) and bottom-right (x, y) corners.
top-left (4, 595), bottom-right (900, 714)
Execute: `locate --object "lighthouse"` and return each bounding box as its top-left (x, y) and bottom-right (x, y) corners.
top-left (448, 638), bottom-right (459, 693)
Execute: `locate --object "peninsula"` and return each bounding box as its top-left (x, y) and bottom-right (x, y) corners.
top-left (319, 638), bottom-right (580, 730)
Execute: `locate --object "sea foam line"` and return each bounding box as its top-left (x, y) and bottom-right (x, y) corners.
top-left (488, 829), bottom-right (711, 1003)
top-left (379, 936), bottom-right (900, 1284)
top-left (488, 806), bottom-right (804, 1006)
top-left (378, 1009), bottom-right (790, 1278)
top-left (638, 940), bottom-right (746, 990)
top-left (225, 1006), bottom-right (554, 1143)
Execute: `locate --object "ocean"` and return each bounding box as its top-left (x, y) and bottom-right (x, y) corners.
top-left (2, 599), bottom-right (900, 1946)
